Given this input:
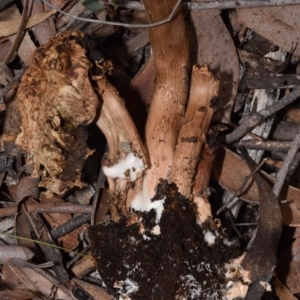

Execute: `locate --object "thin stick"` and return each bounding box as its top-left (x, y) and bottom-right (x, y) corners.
top-left (4, 0), bottom-right (29, 64)
top-left (216, 157), bottom-right (266, 215)
top-left (223, 87), bottom-right (300, 144)
top-left (40, 0), bottom-right (181, 28)
top-left (273, 134), bottom-right (300, 197)
top-left (122, 0), bottom-right (300, 10)
top-left (50, 214), bottom-right (90, 240)
top-left (233, 223), bottom-right (258, 226)
top-left (0, 203), bottom-right (92, 218)
top-left (240, 139), bottom-right (293, 152)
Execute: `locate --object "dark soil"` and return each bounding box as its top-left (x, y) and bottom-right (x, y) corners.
top-left (89, 181), bottom-right (242, 300)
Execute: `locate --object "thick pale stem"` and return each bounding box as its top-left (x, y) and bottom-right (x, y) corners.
top-left (142, 0), bottom-right (190, 197)
top-left (94, 77), bottom-right (147, 207)
top-left (169, 65), bottom-right (219, 197)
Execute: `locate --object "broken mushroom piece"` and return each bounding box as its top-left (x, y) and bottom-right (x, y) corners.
top-left (93, 76), bottom-right (148, 219)
top-left (4, 31), bottom-right (99, 195)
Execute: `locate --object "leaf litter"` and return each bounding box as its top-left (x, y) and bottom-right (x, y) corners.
top-left (1, 0), bottom-right (300, 299)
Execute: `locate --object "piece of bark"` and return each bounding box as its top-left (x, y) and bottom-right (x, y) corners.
top-left (142, 0), bottom-right (190, 197)
top-left (70, 253), bottom-right (97, 278)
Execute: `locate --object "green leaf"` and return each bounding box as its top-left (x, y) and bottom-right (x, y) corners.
top-left (83, 0), bottom-right (105, 11)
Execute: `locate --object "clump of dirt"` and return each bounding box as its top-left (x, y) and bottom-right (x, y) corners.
top-left (89, 181), bottom-right (241, 299)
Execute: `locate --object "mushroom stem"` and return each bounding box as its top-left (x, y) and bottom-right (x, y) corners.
top-left (94, 76), bottom-right (148, 218)
top-left (142, 0), bottom-right (190, 197)
top-left (169, 65), bottom-right (219, 198)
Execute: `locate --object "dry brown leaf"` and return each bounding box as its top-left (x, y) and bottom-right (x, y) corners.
top-left (189, 9), bottom-right (239, 123)
top-left (212, 147), bottom-right (300, 226)
top-left (277, 259), bottom-right (300, 294)
top-left (24, 0), bottom-right (56, 45)
top-left (274, 277), bottom-right (297, 300)
top-left (0, 8), bottom-right (56, 38)
top-left (285, 106), bottom-right (300, 123)
top-left (279, 235), bottom-right (300, 261)
top-left (0, 245), bottom-right (34, 265)
top-left (1, 266), bottom-right (71, 299)
top-left (236, 6), bottom-right (300, 56)
top-left (2, 5), bottom-right (37, 65)
top-left (15, 199), bottom-right (41, 258)
top-left (13, 176), bottom-right (40, 202)
top-left (0, 289), bottom-right (36, 300)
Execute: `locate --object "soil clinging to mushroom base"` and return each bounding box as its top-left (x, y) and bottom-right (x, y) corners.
top-left (89, 181), bottom-right (242, 300)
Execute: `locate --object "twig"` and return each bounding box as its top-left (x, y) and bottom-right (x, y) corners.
top-left (226, 209), bottom-right (243, 238)
top-left (40, 0), bottom-right (181, 28)
top-left (4, 0), bottom-right (29, 64)
top-left (223, 87), bottom-right (300, 144)
top-left (50, 214), bottom-right (90, 240)
top-left (216, 157), bottom-right (266, 215)
top-left (119, 0), bottom-right (300, 10)
top-left (0, 203), bottom-right (92, 218)
top-left (66, 245), bottom-right (90, 269)
top-left (240, 73), bottom-right (300, 90)
top-left (273, 134), bottom-right (300, 197)
top-left (91, 146), bottom-right (107, 225)
top-left (240, 139), bottom-right (293, 152)
top-left (233, 223), bottom-right (258, 226)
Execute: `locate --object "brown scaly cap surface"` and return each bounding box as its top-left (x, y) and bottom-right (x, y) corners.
top-left (15, 31), bottom-right (99, 195)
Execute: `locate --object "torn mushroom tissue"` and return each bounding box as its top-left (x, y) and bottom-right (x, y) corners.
top-left (102, 152), bottom-right (165, 223)
top-left (102, 152), bottom-right (145, 182)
